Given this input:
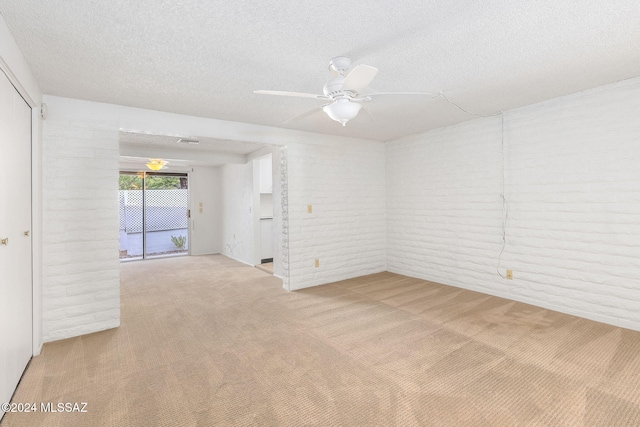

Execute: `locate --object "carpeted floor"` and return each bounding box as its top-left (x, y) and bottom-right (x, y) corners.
top-left (3, 254), bottom-right (640, 426)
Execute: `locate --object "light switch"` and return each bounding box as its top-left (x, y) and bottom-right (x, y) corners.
top-left (307, 205), bottom-right (313, 213)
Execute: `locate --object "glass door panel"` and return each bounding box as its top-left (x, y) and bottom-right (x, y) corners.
top-left (119, 173), bottom-right (143, 260)
top-left (144, 174), bottom-right (189, 258)
top-left (119, 172), bottom-right (188, 261)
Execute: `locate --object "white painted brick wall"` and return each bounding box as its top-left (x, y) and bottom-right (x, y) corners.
top-left (42, 112), bottom-right (120, 342)
top-left (286, 140), bottom-right (387, 290)
top-left (386, 77), bottom-right (640, 331)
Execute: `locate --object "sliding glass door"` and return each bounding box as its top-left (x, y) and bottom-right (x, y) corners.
top-left (119, 172), bottom-right (189, 260)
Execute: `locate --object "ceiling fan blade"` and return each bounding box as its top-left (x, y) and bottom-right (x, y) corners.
top-left (254, 90), bottom-right (329, 100)
top-left (282, 104), bottom-right (329, 124)
top-left (341, 64), bottom-right (378, 93)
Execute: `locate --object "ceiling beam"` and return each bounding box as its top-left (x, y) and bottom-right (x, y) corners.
top-left (119, 144), bottom-right (247, 165)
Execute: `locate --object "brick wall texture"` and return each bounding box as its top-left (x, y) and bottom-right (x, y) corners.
top-left (286, 140), bottom-right (387, 290)
top-left (386, 77), bottom-right (640, 330)
top-left (42, 117), bottom-right (120, 342)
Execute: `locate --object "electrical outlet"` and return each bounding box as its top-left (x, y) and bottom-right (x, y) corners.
top-left (308, 205), bottom-right (313, 214)
top-left (314, 259), bottom-right (320, 268)
top-left (506, 270), bottom-right (513, 280)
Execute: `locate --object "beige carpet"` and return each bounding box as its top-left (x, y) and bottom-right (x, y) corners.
top-left (3, 254), bottom-right (640, 426)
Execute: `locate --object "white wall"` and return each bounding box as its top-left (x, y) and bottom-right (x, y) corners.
top-left (189, 166), bottom-right (222, 255)
top-left (220, 161), bottom-right (256, 265)
top-left (286, 139), bottom-right (387, 290)
top-left (259, 155), bottom-right (273, 194)
top-left (42, 97), bottom-right (121, 342)
top-left (386, 76), bottom-right (640, 331)
top-left (386, 117), bottom-right (503, 289)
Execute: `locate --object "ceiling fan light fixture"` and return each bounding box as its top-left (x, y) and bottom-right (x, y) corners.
top-left (323, 99), bottom-right (362, 126)
top-left (146, 158), bottom-right (168, 171)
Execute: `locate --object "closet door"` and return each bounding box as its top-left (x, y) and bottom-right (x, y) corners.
top-left (0, 70), bottom-right (33, 410)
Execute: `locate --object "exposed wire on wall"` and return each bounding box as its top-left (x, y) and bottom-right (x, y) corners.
top-left (496, 113), bottom-right (508, 279)
top-left (437, 92), bottom-right (503, 118)
top-left (436, 92), bottom-right (508, 279)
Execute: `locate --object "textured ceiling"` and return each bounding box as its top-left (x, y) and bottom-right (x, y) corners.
top-left (2, 1), bottom-right (640, 142)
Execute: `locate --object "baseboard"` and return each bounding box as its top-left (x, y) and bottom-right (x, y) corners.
top-left (33, 341), bottom-right (43, 356)
top-left (220, 253), bottom-right (256, 267)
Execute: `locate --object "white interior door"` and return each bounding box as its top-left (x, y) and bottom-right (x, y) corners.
top-left (0, 70), bottom-right (33, 411)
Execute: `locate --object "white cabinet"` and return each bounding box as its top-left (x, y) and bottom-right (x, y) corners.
top-left (259, 155), bottom-right (272, 194)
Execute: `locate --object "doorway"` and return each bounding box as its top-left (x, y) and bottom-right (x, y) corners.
top-left (119, 171), bottom-right (189, 260)
top-left (255, 154), bottom-right (275, 273)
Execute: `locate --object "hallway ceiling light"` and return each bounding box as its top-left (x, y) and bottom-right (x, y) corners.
top-left (146, 158), bottom-right (168, 171)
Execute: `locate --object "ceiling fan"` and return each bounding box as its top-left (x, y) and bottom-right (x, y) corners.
top-left (254, 57), bottom-right (433, 126)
